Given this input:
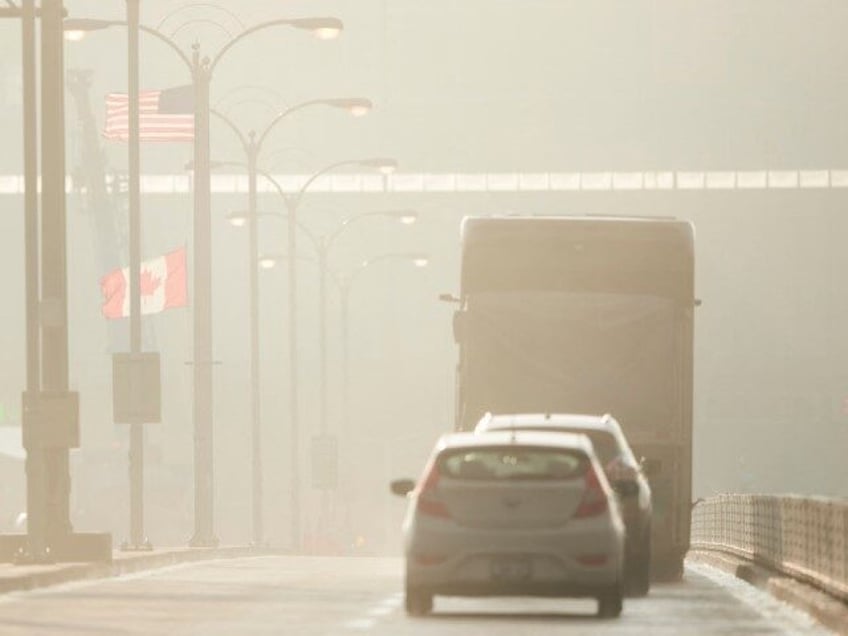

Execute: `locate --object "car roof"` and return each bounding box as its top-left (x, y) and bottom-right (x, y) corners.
top-left (477, 413), bottom-right (621, 434)
top-left (436, 430), bottom-right (595, 455)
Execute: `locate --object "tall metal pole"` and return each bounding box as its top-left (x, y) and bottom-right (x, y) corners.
top-left (190, 47), bottom-right (217, 547)
top-left (40, 0), bottom-right (72, 544)
top-left (21, 0), bottom-right (46, 560)
top-left (318, 241), bottom-right (328, 434)
top-left (286, 199), bottom-right (301, 551)
top-left (339, 281), bottom-right (352, 542)
top-left (247, 136), bottom-right (263, 546)
top-left (340, 284), bottom-right (351, 436)
top-left (126, 0), bottom-right (146, 550)
top-left (317, 240), bottom-right (331, 535)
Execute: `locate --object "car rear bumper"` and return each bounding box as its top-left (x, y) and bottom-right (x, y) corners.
top-left (406, 547), bottom-right (623, 596)
top-left (409, 579), bottom-right (618, 598)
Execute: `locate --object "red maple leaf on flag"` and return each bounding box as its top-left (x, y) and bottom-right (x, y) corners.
top-left (140, 269), bottom-right (162, 296)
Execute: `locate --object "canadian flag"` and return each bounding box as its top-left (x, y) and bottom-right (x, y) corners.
top-left (100, 247), bottom-right (188, 319)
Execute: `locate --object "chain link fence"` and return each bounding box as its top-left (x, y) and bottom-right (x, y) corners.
top-left (691, 495), bottom-right (848, 602)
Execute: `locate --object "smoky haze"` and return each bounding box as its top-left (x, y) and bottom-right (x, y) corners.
top-left (0, 0), bottom-right (846, 553)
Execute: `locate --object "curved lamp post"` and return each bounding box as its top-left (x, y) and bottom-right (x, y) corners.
top-left (205, 158), bottom-right (397, 549)
top-left (254, 210), bottom-right (419, 437)
top-left (266, 158), bottom-right (396, 545)
top-left (208, 100), bottom-right (373, 547)
top-left (64, 9), bottom-right (343, 548)
top-left (260, 250), bottom-right (428, 546)
top-left (336, 253), bottom-right (430, 432)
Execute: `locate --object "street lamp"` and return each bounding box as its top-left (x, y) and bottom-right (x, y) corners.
top-left (335, 252), bottom-right (428, 540)
top-left (311, 213), bottom-right (418, 438)
top-left (226, 212), bottom-right (248, 228)
top-left (251, 210), bottom-right (419, 437)
top-left (209, 160), bottom-right (398, 549)
top-left (279, 158), bottom-right (396, 550)
top-left (336, 253), bottom-right (430, 435)
top-left (209, 96), bottom-right (373, 548)
top-left (65, 9), bottom-right (344, 548)
top-left (260, 250), bottom-right (429, 431)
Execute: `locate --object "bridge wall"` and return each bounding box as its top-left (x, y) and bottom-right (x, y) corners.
top-left (690, 494), bottom-right (848, 602)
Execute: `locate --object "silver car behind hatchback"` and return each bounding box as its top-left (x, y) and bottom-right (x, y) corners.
top-left (390, 431), bottom-right (626, 618)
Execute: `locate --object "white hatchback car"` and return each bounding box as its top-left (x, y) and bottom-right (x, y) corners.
top-left (390, 431), bottom-right (625, 618)
top-left (475, 413), bottom-right (653, 596)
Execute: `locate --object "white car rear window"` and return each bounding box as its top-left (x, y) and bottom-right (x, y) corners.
top-left (439, 447), bottom-right (587, 481)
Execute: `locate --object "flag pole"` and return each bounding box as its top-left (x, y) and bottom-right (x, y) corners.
top-left (125, 0), bottom-right (149, 551)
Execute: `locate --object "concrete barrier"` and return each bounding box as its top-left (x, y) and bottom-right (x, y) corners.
top-left (691, 495), bottom-right (848, 603)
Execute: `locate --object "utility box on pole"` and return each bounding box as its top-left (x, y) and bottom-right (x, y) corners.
top-left (112, 352), bottom-right (161, 424)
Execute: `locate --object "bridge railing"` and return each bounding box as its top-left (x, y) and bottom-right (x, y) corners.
top-left (690, 494), bottom-right (848, 602)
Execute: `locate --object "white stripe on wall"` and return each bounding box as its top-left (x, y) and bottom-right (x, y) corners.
top-left (0, 170), bottom-right (846, 195)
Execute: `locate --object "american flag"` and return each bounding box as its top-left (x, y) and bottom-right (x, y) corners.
top-left (104, 85), bottom-right (194, 142)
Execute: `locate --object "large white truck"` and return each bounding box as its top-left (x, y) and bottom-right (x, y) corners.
top-left (451, 215), bottom-right (695, 579)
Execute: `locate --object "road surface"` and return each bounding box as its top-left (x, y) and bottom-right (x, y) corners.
top-left (0, 556), bottom-right (830, 635)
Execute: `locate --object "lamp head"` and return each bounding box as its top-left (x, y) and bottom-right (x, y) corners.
top-left (258, 255), bottom-right (279, 270)
top-left (398, 211), bottom-right (418, 225)
top-left (63, 18), bottom-right (113, 41)
top-left (227, 212), bottom-right (248, 228)
top-left (359, 158), bottom-right (397, 175)
top-left (292, 17), bottom-right (343, 40)
top-left (325, 98), bottom-right (372, 118)
top-left (64, 29), bottom-right (87, 42)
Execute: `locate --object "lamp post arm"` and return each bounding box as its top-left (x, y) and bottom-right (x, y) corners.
top-left (210, 108), bottom-right (249, 152)
top-left (64, 19), bottom-right (193, 72)
top-left (324, 211), bottom-right (387, 253)
top-left (137, 24), bottom-right (193, 73)
top-left (347, 253), bottom-right (415, 288)
top-left (346, 259), bottom-right (374, 290)
top-left (296, 221), bottom-right (322, 255)
top-left (256, 167), bottom-right (291, 205)
top-left (252, 167), bottom-right (321, 254)
top-left (255, 99), bottom-right (334, 155)
top-left (289, 159), bottom-right (362, 210)
top-left (155, 3), bottom-right (245, 32)
top-left (209, 17), bottom-right (339, 77)
top-left (336, 251), bottom-right (425, 308)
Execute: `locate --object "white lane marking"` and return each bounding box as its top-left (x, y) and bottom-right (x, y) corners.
top-left (687, 562), bottom-right (834, 635)
top-left (343, 618), bottom-right (376, 631)
top-left (344, 594), bottom-right (401, 631)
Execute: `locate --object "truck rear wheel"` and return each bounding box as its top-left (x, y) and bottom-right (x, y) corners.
top-left (652, 554), bottom-right (685, 582)
top-left (405, 586), bottom-right (433, 616)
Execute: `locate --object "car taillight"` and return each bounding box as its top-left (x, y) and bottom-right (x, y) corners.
top-left (416, 461), bottom-right (451, 519)
top-left (576, 554), bottom-right (609, 567)
top-left (574, 466), bottom-right (608, 518)
top-left (413, 553), bottom-right (448, 566)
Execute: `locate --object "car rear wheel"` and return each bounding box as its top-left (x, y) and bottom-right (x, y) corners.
top-left (597, 587), bottom-right (624, 618)
top-left (626, 530), bottom-right (652, 597)
top-left (404, 586), bottom-right (433, 617)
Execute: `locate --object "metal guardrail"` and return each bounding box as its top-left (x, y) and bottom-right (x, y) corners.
top-left (690, 494), bottom-right (848, 603)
